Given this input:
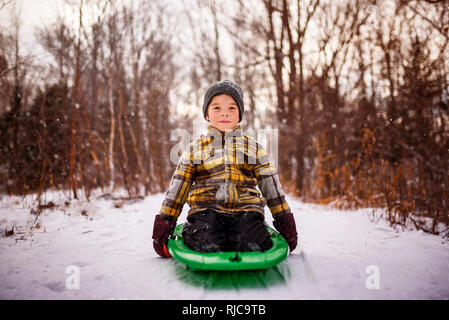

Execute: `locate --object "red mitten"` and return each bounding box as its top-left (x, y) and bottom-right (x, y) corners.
top-left (152, 214), bottom-right (177, 258)
top-left (273, 212), bottom-right (298, 253)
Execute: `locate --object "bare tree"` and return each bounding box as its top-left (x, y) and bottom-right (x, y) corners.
top-left (256, 0), bottom-right (322, 192)
top-left (0, 0), bottom-right (14, 10)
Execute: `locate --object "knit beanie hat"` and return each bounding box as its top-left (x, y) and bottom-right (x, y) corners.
top-left (203, 80), bottom-right (244, 123)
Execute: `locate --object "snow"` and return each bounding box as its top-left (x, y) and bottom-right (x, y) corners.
top-left (1, 190), bottom-right (448, 300)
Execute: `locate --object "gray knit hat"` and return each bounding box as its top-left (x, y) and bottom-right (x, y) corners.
top-left (203, 80), bottom-right (244, 123)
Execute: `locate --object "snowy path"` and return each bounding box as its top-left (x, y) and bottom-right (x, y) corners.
top-left (1, 192), bottom-right (448, 300)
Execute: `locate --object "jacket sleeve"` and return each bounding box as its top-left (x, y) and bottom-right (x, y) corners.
top-left (253, 146), bottom-right (292, 218)
top-left (159, 145), bottom-right (196, 220)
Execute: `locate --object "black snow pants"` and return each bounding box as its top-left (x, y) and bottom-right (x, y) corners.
top-left (182, 209), bottom-right (273, 253)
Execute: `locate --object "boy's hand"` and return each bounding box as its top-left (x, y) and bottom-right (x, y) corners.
top-left (152, 214), bottom-right (177, 258)
top-left (273, 212), bottom-right (298, 253)
top-left (153, 239), bottom-right (171, 258)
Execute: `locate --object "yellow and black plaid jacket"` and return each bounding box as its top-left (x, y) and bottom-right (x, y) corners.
top-left (159, 125), bottom-right (291, 220)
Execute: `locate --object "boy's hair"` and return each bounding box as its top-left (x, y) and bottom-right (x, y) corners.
top-left (203, 80), bottom-right (244, 122)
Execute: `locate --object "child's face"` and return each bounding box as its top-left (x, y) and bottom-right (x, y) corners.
top-left (205, 94), bottom-right (240, 132)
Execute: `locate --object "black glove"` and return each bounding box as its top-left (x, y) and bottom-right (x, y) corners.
top-left (152, 214), bottom-right (177, 258)
top-left (273, 212), bottom-right (298, 253)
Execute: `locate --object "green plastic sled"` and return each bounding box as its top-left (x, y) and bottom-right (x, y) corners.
top-left (167, 223), bottom-right (289, 271)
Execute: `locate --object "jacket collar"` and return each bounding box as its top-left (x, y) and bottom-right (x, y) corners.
top-left (206, 125), bottom-right (243, 139)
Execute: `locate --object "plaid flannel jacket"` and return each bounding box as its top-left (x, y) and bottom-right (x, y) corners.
top-left (159, 125), bottom-right (292, 220)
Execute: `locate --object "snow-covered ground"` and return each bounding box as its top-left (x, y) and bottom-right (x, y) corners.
top-left (1, 190), bottom-right (448, 300)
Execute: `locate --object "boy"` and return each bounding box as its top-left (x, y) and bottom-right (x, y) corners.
top-left (152, 80), bottom-right (298, 257)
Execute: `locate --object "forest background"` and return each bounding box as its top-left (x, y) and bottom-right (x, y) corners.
top-left (0, 0), bottom-right (448, 237)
